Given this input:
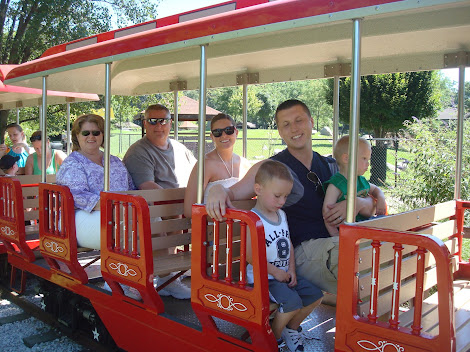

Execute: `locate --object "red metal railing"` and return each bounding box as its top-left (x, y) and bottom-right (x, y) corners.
top-left (191, 204), bottom-right (277, 352)
top-left (335, 200), bottom-right (470, 352)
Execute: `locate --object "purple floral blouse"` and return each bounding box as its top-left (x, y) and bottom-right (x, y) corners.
top-left (56, 152), bottom-right (135, 212)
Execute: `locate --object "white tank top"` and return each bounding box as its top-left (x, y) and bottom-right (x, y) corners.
top-left (203, 177), bottom-right (239, 203)
top-left (247, 208), bottom-right (291, 284)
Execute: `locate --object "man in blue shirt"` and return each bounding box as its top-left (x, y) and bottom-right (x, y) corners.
top-left (205, 99), bottom-right (375, 293)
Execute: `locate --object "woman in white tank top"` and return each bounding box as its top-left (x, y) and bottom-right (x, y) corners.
top-left (184, 113), bottom-right (251, 217)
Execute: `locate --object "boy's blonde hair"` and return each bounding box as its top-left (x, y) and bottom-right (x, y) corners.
top-left (333, 135), bottom-right (371, 163)
top-left (255, 160), bottom-right (293, 186)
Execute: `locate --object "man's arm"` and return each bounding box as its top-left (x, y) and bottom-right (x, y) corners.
top-left (205, 160), bottom-right (262, 220)
top-left (324, 195), bottom-right (375, 226)
top-left (322, 184), bottom-right (341, 236)
top-left (138, 181), bottom-right (163, 190)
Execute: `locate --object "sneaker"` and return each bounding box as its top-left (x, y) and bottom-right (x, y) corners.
top-left (103, 282), bottom-right (141, 301)
top-left (122, 285), bottom-right (142, 301)
top-left (277, 338), bottom-right (286, 349)
top-left (155, 276), bottom-right (191, 299)
top-left (281, 327), bottom-right (304, 352)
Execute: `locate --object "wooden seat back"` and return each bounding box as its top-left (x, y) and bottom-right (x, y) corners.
top-left (100, 189), bottom-right (174, 308)
top-left (335, 200), bottom-right (470, 352)
top-left (0, 175), bottom-right (55, 261)
top-left (38, 182), bottom-right (88, 284)
top-left (123, 188), bottom-right (192, 277)
top-left (191, 204), bottom-right (277, 351)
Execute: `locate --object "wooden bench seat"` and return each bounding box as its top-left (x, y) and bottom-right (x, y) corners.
top-left (335, 199), bottom-right (470, 352)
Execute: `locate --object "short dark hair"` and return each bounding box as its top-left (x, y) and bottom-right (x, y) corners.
top-left (255, 160), bottom-right (293, 186)
top-left (275, 99), bottom-right (311, 123)
top-left (5, 123), bottom-right (23, 133)
top-left (144, 104), bottom-right (171, 119)
top-left (210, 113), bottom-right (235, 129)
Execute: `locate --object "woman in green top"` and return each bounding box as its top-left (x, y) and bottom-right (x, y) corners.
top-left (24, 131), bottom-right (66, 175)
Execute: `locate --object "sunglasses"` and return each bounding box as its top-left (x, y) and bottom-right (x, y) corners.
top-left (145, 118), bottom-right (171, 126)
top-left (307, 171), bottom-right (324, 192)
top-left (30, 135), bottom-right (41, 142)
top-left (81, 130), bottom-right (102, 137)
top-left (211, 126), bottom-right (235, 138)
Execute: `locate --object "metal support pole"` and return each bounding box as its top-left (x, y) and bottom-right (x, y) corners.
top-left (346, 19), bottom-right (362, 223)
top-left (196, 45), bottom-right (208, 204)
top-left (40, 77), bottom-right (48, 183)
top-left (454, 66), bottom-right (465, 199)
top-left (242, 83), bottom-right (248, 158)
top-left (333, 76), bottom-right (340, 151)
top-left (66, 102), bottom-right (71, 155)
top-left (39, 106), bottom-right (43, 129)
top-left (16, 108), bottom-right (20, 124)
top-left (104, 63), bottom-right (112, 192)
top-left (174, 90), bottom-right (179, 141)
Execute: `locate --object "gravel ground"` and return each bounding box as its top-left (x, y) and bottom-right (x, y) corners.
top-left (0, 298), bottom-right (86, 352)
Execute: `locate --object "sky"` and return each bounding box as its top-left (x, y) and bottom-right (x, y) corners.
top-left (152, 0), bottom-right (468, 85)
top-left (155, 0), bottom-right (225, 18)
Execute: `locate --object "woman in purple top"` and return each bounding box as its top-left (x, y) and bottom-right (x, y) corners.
top-left (57, 114), bottom-right (135, 249)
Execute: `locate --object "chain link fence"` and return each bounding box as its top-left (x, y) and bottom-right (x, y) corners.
top-left (110, 131), bottom-right (410, 188)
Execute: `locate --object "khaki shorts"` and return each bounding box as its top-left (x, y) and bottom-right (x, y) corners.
top-left (294, 237), bottom-right (339, 294)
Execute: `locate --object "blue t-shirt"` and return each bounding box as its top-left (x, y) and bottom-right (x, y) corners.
top-left (270, 149), bottom-right (337, 247)
top-left (7, 148), bottom-right (29, 168)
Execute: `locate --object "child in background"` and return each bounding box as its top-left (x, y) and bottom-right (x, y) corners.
top-left (0, 123), bottom-right (30, 168)
top-left (247, 160), bottom-right (323, 352)
top-left (0, 155), bottom-right (20, 176)
top-left (322, 136), bottom-right (386, 236)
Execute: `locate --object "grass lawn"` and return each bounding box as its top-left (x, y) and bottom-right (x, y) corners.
top-left (110, 129), bottom-right (411, 184)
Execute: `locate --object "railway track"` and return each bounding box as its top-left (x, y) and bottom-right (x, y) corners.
top-left (0, 276), bottom-right (113, 352)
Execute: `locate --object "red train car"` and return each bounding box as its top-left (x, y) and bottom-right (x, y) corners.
top-left (2, 0), bottom-right (470, 351)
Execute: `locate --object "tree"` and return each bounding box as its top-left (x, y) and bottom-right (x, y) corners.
top-left (253, 80), bottom-right (332, 129)
top-left (437, 72), bottom-right (457, 109)
top-left (390, 118), bottom-right (469, 210)
top-left (0, 0), bottom-right (159, 141)
top-left (325, 71), bottom-right (441, 138)
top-left (465, 81), bottom-right (470, 114)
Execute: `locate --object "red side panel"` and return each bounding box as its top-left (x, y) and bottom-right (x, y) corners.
top-left (0, 177), bottom-right (35, 262)
top-left (39, 183), bottom-right (88, 283)
top-left (334, 221), bottom-right (457, 352)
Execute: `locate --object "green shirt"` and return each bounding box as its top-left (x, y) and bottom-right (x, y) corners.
top-left (323, 172), bottom-right (370, 221)
top-left (32, 149), bottom-right (58, 175)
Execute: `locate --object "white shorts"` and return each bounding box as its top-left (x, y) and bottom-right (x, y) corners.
top-left (75, 210), bottom-right (101, 249)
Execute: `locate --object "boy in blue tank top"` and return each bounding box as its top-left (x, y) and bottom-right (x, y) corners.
top-left (247, 160), bottom-right (323, 352)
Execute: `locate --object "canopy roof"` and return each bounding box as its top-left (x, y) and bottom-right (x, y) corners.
top-left (0, 65), bottom-right (99, 109)
top-left (4, 0), bottom-right (470, 95)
